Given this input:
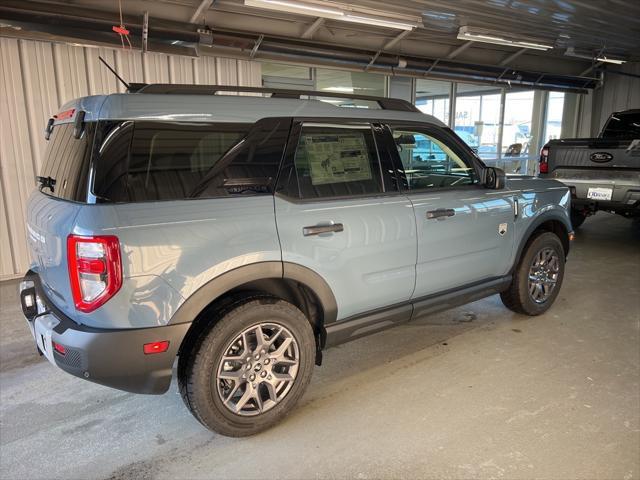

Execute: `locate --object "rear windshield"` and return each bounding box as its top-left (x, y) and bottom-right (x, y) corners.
top-left (601, 111), bottom-right (640, 139)
top-left (39, 123), bottom-right (95, 201)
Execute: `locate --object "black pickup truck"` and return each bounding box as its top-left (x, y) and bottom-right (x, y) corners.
top-left (539, 109), bottom-right (640, 227)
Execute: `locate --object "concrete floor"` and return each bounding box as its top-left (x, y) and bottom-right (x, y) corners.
top-left (1, 213), bottom-right (639, 480)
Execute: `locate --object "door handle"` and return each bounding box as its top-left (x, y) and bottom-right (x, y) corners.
top-left (303, 223), bottom-right (344, 236)
top-left (426, 209), bottom-right (455, 220)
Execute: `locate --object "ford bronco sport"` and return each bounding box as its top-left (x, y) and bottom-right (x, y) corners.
top-left (20, 85), bottom-right (572, 436)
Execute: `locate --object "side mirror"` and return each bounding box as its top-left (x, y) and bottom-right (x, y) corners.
top-left (484, 167), bottom-right (506, 189)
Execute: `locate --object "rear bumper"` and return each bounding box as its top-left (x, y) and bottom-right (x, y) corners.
top-left (20, 271), bottom-right (190, 394)
top-left (547, 171), bottom-right (640, 214)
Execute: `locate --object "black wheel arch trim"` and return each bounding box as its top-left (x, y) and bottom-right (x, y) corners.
top-left (513, 211), bottom-right (572, 270)
top-left (169, 261), bottom-right (338, 327)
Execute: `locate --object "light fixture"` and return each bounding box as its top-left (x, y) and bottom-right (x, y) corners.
top-left (565, 47), bottom-right (627, 65)
top-left (595, 56), bottom-right (626, 65)
top-left (244, 0), bottom-right (418, 30)
top-left (457, 26), bottom-right (553, 51)
top-left (341, 14), bottom-right (416, 31)
top-left (245, 0), bottom-right (343, 17)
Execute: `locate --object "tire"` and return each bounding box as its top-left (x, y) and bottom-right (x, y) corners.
top-left (500, 232), bottom-right (565, 316)
top-left (178, 296), bottom-right (315, 437)
top-left (570, 209), bottom-right (587, 229)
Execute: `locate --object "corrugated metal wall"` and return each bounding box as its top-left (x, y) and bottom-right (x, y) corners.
top-left (578, 63), bottom-right (640, 136)
top-left (0, 37), bottom-right (262, 280)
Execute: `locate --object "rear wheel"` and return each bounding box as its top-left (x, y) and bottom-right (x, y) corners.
top-left (570, 209), bottom-right (587, 229)
top-left (501, 232), bottom-right (565, 316)
top-left (179, 297), bottom-right (315, 436)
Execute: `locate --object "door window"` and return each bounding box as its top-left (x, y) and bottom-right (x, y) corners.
top-left (391, 128), bottom-right (477, 190)
top-left (290, 124), bottom-right (385, 199)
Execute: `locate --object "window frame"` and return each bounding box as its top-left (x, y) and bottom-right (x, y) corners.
top-left (275, 118), bottom-right (401, 203)
top-left (382, 122), bottom-right (485, 194)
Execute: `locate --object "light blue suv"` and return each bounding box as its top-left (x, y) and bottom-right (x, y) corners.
top-left (20, 85), bottom-right (573, 436)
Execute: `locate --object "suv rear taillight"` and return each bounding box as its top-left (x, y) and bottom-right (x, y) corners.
top-left (539, 146), bottom-right (549, 174)
top-left (67, 235), bottom-right (122, 312)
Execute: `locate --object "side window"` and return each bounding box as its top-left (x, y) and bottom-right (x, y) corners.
top-left (92, 118), bottom-right (289, 202)
top-left (391, 128), bottom-right (478, 190)
top-left (291, 124), bottom-right (384, 200)
top-left (126, 122), bottom-right (250, 202)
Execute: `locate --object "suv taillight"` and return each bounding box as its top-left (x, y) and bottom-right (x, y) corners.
top-left (67, 235), bottom-right (122, 312)
top-left (539, 146), bottom-right (549, 174)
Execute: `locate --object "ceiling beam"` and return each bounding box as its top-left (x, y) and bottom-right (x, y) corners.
top-left (580, 61), bottom-right (603, 77)
top-left (365, 30), bottom-right (412, 70)
top-left (250, 34), bottom-right (264, 58)
top-left (498, 48), bottom-right (527, 66)
top-left (301, 17), bottom-right (325, 39)
top-left (383, 29), bottom-right (412, 50)
top-left (189, 0), bottom-right (215, 24)
top-left (446, 41), bottom-right (472, 60)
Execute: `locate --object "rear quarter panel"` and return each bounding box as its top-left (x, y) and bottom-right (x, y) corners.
top-left (71, 196), bottom-right (280, 329)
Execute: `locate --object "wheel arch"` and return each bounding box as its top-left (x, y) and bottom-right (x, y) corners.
top-left (171, 262), bottom-right (337, 360)
top-left (514, 211), bottom-right (572, 269)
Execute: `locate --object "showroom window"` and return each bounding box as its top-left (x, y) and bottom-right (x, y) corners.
top-left (415, 79), bottom-right (451, 124)
top-left (315, 69), bottom-right (386, 108)
top-left (454, 84), bottom-right (502, 166)
top-left (502, 90), bottom-right (535, 174)
top-left (544, 92), bottom-right (565, 143)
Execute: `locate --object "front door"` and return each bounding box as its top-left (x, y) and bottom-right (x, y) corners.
top-left (275, 121), bottom-right (417, 321)
top-left (385, 124), bottom-right (516, 298)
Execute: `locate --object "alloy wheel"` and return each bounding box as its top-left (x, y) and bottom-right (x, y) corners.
top-left (528, 247), bottom-right (560, 304)
top-left (215, 323), bottom-right (300, 416)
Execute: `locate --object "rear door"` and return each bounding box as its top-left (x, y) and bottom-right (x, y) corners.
top-left (274, 121), bottom-right (416, 321)
top-left (383, 124), bottom-right (515, 299)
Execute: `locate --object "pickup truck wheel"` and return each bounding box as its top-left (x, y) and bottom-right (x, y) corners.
top-left (570, 209), bottom-right (587, 229)
top-left (179, 297), bottom-right (315, 437)
top-left (500, 232), bottom-right (565, 316)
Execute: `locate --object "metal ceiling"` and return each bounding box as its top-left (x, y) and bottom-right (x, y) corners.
top-left (1, 0), bottom-right (638, 91)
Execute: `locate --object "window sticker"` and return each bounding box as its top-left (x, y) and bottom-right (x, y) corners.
top-left (304, 133), bottom-right (373, 185)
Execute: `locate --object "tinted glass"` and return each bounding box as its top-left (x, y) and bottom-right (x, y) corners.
top-left (391, 128), bottom-right (477, 190)
top-left (91, 121), bottom-right (134, 202)
top-left (92, 119), bottom-right (289, 202)
top-left (126, 122), bottom-right (249, 202)
top-left (291, 125), bottom-right (384, 199)
top-left (601, 111), bottom-right (640, 139)
top-left (40, 123), bottom-right (95, 201)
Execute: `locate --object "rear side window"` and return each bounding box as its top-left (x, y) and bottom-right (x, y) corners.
top-left (92, 118), bottom-right (289, 202)
top-left (287, 124), bottom-right (385, 199)
top-left (39, 123), bottom-right (95, 201)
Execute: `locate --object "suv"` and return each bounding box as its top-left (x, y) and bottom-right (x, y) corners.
top-left (20, 85), bottom-right (572, 437)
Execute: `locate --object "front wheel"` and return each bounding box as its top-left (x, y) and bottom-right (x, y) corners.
top-left (501, 232), bottom-right (565, 316)
top-left (179, 297), bottom-right (316, 436)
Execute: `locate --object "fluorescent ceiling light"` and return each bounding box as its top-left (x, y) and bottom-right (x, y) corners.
top-left (244, 0), bottom-right (417, 30)
top-left (342, 14), bottom-right (415, 31)
top-left (596, 56), bottom-right (626, 64)
top-left (322, 86), bottom-right (354, 93)
top-left (457, 26), bottom-right (553, 51)
top-left (245, 0), bottom-right (343, 16)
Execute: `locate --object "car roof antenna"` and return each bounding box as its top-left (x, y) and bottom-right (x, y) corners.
top-left (98, 56), bottom-right (131, 91)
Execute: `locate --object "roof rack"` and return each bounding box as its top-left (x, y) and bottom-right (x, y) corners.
top-left (129, 83), bottom-right (420, 113)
